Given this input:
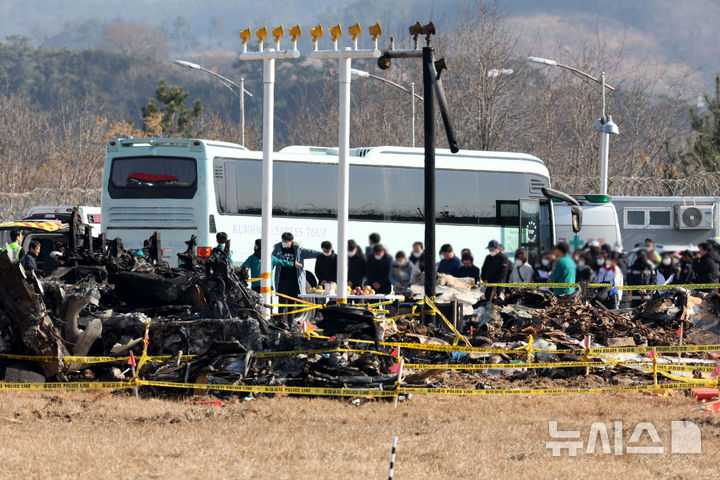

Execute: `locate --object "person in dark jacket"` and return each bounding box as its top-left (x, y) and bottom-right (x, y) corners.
top-left (657, 252), bottom-right (679, 284)
top-left (365, 232), bottom-right (381, 259)
top-left (408, 241), bottom-right (425, 274)
top-left (575, 251), bottom-right (595, 283)
top-left (365, 243), bottom-right (392, 294)
top-left (347, 239), bottom-right (366, 289)
top-left (272, 232), bottom-right (322, 297)
top-left (455, 252), bottom-right (480, 282)
top-left (693, 242), bottom-right (720, 287)
top-left (437, 243), bottom-right (462, 275)
top-left (21, 241), bottom-right (44, 277)
top-left (626, 249), bottom-right (658, 306)
top-left (674, 250), bottom-right (694, 285)
top-left (314, 240), bottom-right (337, 285)
top-left (481, 240), bottom-right (510, 300)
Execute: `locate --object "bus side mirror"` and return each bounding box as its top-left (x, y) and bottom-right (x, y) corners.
top-left (571, 205), bottom-right (583, 233)
top-left (541, 186), bottom-right (583, 233)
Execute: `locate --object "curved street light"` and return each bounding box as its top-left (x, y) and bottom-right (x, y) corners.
top-left (174, 59), bottom-right (253, 146)
top-left (527, 56), bottom-right (618, 195)
top-left (350, 68), bottom-right (423, 147)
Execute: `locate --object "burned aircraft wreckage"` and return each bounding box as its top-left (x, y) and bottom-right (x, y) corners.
top-left (0, 213), bottom-right (718, 397)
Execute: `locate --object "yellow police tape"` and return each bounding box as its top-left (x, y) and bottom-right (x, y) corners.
top-left (305, 336), bottom-right (720, 356)
top-left (0, 381), bottom-right (134, 391)
top-left (255, 348), bottom-right (394, 359)
top-left (480, 281), bottom-right (720, 290)
top-left (1, 379), bottom-right (712, 397)
top-left (0, 353), bottom-right (195, 364)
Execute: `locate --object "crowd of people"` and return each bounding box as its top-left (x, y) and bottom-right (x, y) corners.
top-left (231, 230), bottom-right (720, 311)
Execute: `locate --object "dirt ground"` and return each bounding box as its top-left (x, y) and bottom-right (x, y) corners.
top-left (0, 389), bottom-right (718, 479)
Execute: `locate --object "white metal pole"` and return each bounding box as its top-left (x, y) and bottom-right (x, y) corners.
top-left (599, 130), bottom-right (610, 195)
top-left (260, 57), bottom-right (275, 315)
top-left (240, 77), bottom-right (245, 147)
top-left (337, 50), bottom-right (352, 304)
top-left (411, 82), bottom-right (416, 148)
top-left (599, 71), bottom-right (608, 195)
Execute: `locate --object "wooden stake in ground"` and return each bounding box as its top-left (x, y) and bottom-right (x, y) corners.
top-left (388, 436), bottom-right (398, 480)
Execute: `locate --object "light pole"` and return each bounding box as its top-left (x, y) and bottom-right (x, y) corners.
top-left (350, 68), bottom-right (423, 147)
top-left (310, 22), bottom-right (382, 305)
top-left (174, 59), bottom-right (253, 146)
top-left (238, 25), bottom-right (301, 317)
top-left (526, 56), bottom-right (618, 195)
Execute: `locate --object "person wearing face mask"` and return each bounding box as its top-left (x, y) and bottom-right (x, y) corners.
top-left (509, 248), bottom-right (534, 284)
top-left (314, 240), bottom-right (338, 285)
top-left (596, 251), bottom-right (623, 309)
top-left (549, 242), bottom-right (575, 295)
top-left (272, 232), bottom-right (323, 302)
top-left (455, 252), bottom-right (480, 283)
top-left (673, 250), bottom-right (694, 285)
top-left (626, 249), bottom-right (657, 306)
top-left (365, 243), bottom-right (392, 294)
top-left (656, 253), bottom-right (679, 285)
top-left (389, 251), bottom-right (414, 292)
top-left (438, 244), bottom-right (462, 275)
top-left (575, 252), bottom-right (595, 283)
top-left (534, 251), bottom-right (554, 284)
top-left (585, 240), bottom-right (602, 273)
top-left (242, 239), bottom-right (299, 293)
top-left (408, 241), bottom-right (425, 274)
top-left (347, 239), bottom-right (366, 289)
top-left (692, 242), bottom-right (720, 288)
top-left (481, 240), bottom-right (510, 300)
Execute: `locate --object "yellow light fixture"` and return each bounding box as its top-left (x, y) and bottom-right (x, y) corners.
top-left (256, 26), bottom-right (268, 43)
top-left (289, 24), bottom-right (301, 41)
top-left (368, 22), bottom-right (382, 41)
top-left (329, 24), bottom-right (342, 41)
top-left (310, 24), bottom-right (323, 43)
top-left (348, 22), bottom-right (361, 41)
top-left (239, 28), bottom-right (252, 44)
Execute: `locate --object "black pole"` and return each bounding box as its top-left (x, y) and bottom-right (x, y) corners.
top-left (423, 46), bottom-right (436, 300)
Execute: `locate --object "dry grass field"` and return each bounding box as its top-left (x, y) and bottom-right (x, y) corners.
top-left (0, 390), bottom-right (718, 479)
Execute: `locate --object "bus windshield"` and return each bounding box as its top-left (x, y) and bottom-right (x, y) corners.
top-left (108, 156), bottom-right (197, 199)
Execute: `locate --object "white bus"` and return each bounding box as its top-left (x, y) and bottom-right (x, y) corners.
top-left (101, 138), bottom-right (556, 268)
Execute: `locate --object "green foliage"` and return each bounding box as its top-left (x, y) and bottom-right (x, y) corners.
top-left (688, 74), bottom-right (720, 171)
top-left (141, 79), bottom-right (202, 137)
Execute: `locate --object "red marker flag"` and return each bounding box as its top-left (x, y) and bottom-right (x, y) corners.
top-left (676, 325), bottom-right (683, 336)
top-left (389, 360), bottom-right (401, 374)
top-left (128, 351), bottom-right (137, 368)
top-left (327, 336), bottom-right (336, 342)
top-left (580, 337), bottom-right (590, 349)
top-left (646, 350), bottom-right (656, 359)
top-left (711, 366), bottom-right (719, 378)
top-left (390, 347), bottom-right (399, 358)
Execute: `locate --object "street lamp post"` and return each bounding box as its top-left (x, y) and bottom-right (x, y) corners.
top-left (174, 59), bottom-right (253, 146)
top-left (526, 56), bottom-right (618, 195)
top-left (350, 68), bottom-right (423, 147)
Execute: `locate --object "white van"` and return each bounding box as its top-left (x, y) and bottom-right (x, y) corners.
top-left (554, 195), bottom-right (622, 252)
top-left (24, 206), bottom-right (102, 237)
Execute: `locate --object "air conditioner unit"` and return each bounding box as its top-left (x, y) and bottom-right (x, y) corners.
top-left (675, 204), bottom-right (715, 229)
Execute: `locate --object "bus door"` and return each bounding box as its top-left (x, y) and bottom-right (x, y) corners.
top-left (519, 199), bottom-right (541, 266)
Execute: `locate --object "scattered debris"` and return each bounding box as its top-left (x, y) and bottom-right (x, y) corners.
top-left (0, 225), bottom-right (717, 398)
